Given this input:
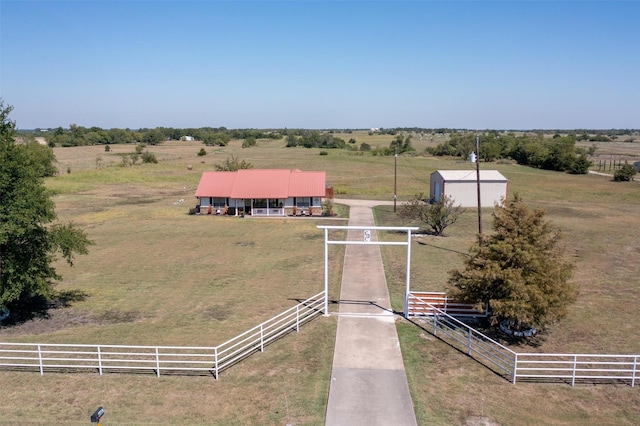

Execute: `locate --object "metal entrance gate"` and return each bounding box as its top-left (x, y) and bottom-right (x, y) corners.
top-left (317, 225), bottom-right (419, 317)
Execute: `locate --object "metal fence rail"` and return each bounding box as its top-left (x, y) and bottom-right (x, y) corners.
top-left (214, 291), bottom-right (325, 376)
top-left (421, 305), bottom-right (516, 380)
top-left (407, 292), bottom-right (487, 317)
top-left (0, 291), bottom-right (325, 379)
top-left (411, 294), bottom-right (639, 387)
top-left (514, 353), bottom-right (638, 386)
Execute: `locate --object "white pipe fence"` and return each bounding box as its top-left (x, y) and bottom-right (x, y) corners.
top-left (411, 294), bottom-right (639, 387)
top-left (0, 291), bottom-right (325, 379)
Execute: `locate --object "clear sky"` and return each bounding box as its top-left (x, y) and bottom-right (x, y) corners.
top-left (1, 0), bottom-right (638, 130)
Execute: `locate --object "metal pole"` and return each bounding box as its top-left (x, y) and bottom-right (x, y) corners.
top-left (394, 147), bottom-right (397, 212)
top-left (404, 229), bottom-right (412, 317)
top-left (324, 228), bottom-right (329, 316)
top-left (475, 134), bottom-right (483, 240)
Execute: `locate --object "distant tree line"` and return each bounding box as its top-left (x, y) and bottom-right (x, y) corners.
top-left (427, 132), bottom-right (592, 174)
top-left (30, 126), bottom-right (283, 148)
top-left (285, 130), bottom-right (346, 149)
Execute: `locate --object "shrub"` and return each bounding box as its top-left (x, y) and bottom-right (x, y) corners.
top-left (319, 151), bottom-right (328, 156)
top-left (242, 137), bottom-right (257, 148)
top-left (614, 164), bottom-right (637, 181)
top-left (141, 150), bottom-right (158, 164)
top-left (104, 144), bottom-right (111, 152)
top-left (214, 155), bottom-right (253, 171)
top-left (568, 154), bottom-right (592, 174)
top-left (197, 148), bottom-right (207, 157)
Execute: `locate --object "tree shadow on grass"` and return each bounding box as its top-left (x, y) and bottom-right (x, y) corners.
top-left (1, 289), bottom-right (88, 327)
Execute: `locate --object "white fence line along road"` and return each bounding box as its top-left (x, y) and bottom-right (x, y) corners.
top-left (0, 291), bottom-right (325, 379)
top-left (514, 353), bottom-right (639, 387)
top-left (409, 293), bottom-right (639, 387)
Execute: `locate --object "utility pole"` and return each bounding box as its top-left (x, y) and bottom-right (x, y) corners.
top-left (394, 146), bottom-right (397, 213)
top-left (475, 134), bottom-right (483, 240)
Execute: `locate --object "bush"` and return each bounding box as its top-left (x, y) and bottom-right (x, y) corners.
top-left (568, 154), bottom-right (592, 174)
top-left (141, 150), bottom-right (158, 164)
top-left (614, 164), bottom-right (637, 181)
top-left (319, 151), bottom-right (328, 156)
top-left (104, 144), bottom-right (111, 152)
top-left (197, 148), bottom-right (207, 157)
top-left (242, 137), bottom-right (257, 148)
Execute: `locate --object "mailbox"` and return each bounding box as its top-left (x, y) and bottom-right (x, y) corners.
top-left (90, 407), bottom-right (104, 423)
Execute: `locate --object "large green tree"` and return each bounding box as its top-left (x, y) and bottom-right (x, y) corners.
top-left (447, 194), bottom-right (576, 331)
top-left (0, 101), bottom-right (92, 314)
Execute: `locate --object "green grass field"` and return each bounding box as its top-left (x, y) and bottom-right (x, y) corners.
top-left (1, 133), bottom-right (639, 424)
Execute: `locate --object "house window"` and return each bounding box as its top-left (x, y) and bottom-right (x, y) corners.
top-left (211, 197), bottom-right (226, 208)
top-left (296, 197), bottom-right (310, 208)
top-left (254, 199), bottom-right (267, 208)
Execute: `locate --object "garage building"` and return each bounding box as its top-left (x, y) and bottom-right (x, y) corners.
top-left (429, 170), bottom-right (508, 208)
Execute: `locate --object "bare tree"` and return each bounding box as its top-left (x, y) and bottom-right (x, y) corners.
top-left (399, 193), bottom-right (463, 236)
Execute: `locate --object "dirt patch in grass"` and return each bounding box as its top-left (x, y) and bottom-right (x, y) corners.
top-left (0, 308), bottom-right (143, 337)
top-left (201, 304), bottom-right (234, 321)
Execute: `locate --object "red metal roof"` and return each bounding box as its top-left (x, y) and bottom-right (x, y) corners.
top-left (288, 170), bottom-right (327, 196)
top-left (195, 169), bottom-right (326, 199)
top-left (194, 171), bottom-right (236, 197)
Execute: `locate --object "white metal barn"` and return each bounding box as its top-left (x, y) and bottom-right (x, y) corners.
top-left (429, 170), bottom-right (508, 208)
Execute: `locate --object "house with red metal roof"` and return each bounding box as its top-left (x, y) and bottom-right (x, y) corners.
top-left (194, 169), bottom-right (330, 216)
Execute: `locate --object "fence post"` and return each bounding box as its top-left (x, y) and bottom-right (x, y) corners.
top-left (296, 305), bottom-right (300, 332)
top-left (214, 347), bottom-right (219, 380)
top-left (155, 348), bottom-right (160, 377)
top-left (97, 346), bottom-right (103, 375)
top-left (467, 328), bottom-right (472, 355)
top-left (512, 353), bottom-right (518, 384)
top-left (571, 355), bottom-right (577, 386)
top-left (260, 324), bottom-right (264, 352)
top-left (633, 355), bottom-right (637, 388)
top-left (37, 344), bottom-right (44, 375)
top-left (432, 313), bottom-right (437, 336)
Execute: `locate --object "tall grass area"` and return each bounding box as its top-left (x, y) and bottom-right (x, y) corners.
top-left (375, 165), bottom-right (640, 424)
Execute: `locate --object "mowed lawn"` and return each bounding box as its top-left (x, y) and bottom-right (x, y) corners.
top-left (1, 134), bottom-right (640, 424)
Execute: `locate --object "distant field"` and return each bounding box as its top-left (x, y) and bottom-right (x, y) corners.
top-left (1, 135), bottom-right (639, 424)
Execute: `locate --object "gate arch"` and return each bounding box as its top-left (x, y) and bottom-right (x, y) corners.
top-left (317, 225), bottom-right (419, 317)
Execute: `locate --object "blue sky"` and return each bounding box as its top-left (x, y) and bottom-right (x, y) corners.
top-left (1, 0), bottom-right (638, 130)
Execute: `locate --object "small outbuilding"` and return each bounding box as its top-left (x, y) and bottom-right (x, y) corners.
top-left (429, 170), bottom-right (508, 208)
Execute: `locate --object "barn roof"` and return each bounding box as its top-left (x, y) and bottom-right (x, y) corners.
top-left (432, 170), bottom-right (507, 182)
top-left (195, 169), bottom-right (326, 199)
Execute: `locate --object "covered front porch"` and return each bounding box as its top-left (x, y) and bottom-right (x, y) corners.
top-left (198, 197), bottom-right (322, 216)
